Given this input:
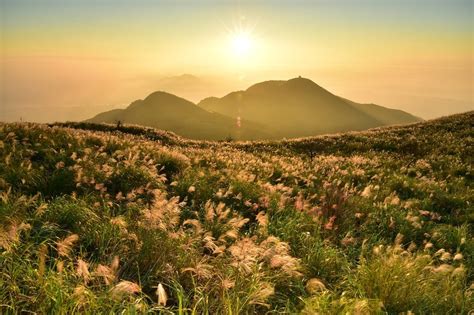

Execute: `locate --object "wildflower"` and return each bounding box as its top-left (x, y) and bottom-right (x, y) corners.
top-left (111, 256), bottom-right (120, 272)
top-left (384, 194), bottom-right (400, 206)
top-left (183, 219), bottom-right (202, 233)
top-left (95, 264), bottom-right (116, 285)
top-left (295, 194), bottom-right (305, 211)
top-left (361, 186), bottom-right (372, 198)
top-left (141, 191), bottom-right (182, 230)
top-left (373, 245), bottom-right (383, 255)
top-left (0, 221), bottom-right (31, 251)
top-left (440, 252), bottom-right (452, 262)
top-left (228, 217), bottom-right (250, 230)
top-left (57, 260), bottom-right (64, 274)
top-left (394, 233), bottom-right (404, 246)
top-left (407, 242), bottom-right (417, 252)
top-left (76, 259), bottom-right (91, 283)
top-left (453, 253), bottom-right (463, 261)
top-left (306, 278), bottom-right (326, 294)
top-left (341, 235), bottom-right (356, 247)
top-left (35, 203), bottom-right (48, 216)
top-left (256, 211), bottom-right (268, 227)
top-left (419, 210), bottom-right (431, 217)
top-left (270, 254), bottom-right (302, 277)
top-left (56, 234), bottom-right (79, 257)
top-left (324, 216), bottom-right (336, 230)
top-left (110, 280), bottom-right (141, 299)
top-left (110, 217), bottom-right (127, 229)
top-left (432, 264), bottom-right (453, 274)
top-left (188, 185), bottom-right (196, 193)
top-left (259, 196), bottom-right (270, 208)
top-left (182, 259), bottom-right (214, 279)
top-left (221, 229), bottom-right (239, 240)
top-left (221, 278), bottom-right (235, 290)
top-left (156, 283), bottom-right (167, 306)
top-left (452, 266), bottom-right (465, 277)
top-left (229, 237), bottom-right (262, 274)
top-left (115, 192), bottom-right (124, 201)
top-left (424, 242), bottom-right (434, 250)
top-left (354, 212), bottom-right (364, 219)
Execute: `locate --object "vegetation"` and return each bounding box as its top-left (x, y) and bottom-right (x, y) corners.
top-left (0, 111), bottom-right (472, 313)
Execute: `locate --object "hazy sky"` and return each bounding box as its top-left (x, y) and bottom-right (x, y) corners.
top-left (1, 0), bottom-right (473, 122)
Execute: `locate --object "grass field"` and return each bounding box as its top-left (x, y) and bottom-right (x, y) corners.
top-left (1, 112), bottom-right (473, 313)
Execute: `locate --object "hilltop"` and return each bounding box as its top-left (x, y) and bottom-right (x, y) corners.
top-left (87, 91), bottom-right (270, 140)
top-left (199, 77), bottom-right (421, 138)
top-left (89, 77), bottom-right (421, 140)
top-left (0, 112), bottom-right (472, 313)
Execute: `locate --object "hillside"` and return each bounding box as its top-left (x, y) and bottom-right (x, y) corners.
top-left (199, 77), bottom-right (422, 138)
top-left (0, 112), bottom-right (472, 313)
top-left (88, 78), bottom-right (421, 141)
top-left (87, 91), bottom-right (270, 140)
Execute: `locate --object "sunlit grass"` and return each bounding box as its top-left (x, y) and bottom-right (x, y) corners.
top-left (0, 112), bottom-right (472, 313)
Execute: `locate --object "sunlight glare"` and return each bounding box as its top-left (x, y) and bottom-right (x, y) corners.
top-left (231, 31), bottom-right (252, 56)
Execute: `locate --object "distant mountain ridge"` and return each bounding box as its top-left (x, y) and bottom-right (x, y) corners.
top-left (87, 91), bottom-right (270, 140)
top-left (198, 77), bottom-right (422, 138)
top-left (88, 77), bottom-right (422, 140)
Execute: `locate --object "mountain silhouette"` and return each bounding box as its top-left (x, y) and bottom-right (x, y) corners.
top-left (198, 77), bottom-right (422, 138)
top-left (89, 77), bottom-right (422, 140)
top-left (87, 91), bottom-right (270, 140)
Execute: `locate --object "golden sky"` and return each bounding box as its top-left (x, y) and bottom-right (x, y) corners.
top-left (1, 0), bottom-right (473, 122)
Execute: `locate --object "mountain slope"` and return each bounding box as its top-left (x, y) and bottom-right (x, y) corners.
top-left (87, 91), bottom-right (270, 140)
top-left (1, 112), bottom-right (472, 313)
top-left (199, 77), bottom-right (421, 138)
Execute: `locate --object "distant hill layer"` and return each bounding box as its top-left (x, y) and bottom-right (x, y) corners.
top-left (199, 77), bottom-right (422, 138)
top-left (87, 91), bottom-right (270, 140)
top-left (88, 77), bottom-right (422, 140)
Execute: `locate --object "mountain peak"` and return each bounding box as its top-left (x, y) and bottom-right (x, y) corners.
top-left (246, 77), bottom-right (324, 94)
top-left (287, 76), bottom-right (319, 86)
top-left (143, 91), bottom-right (192, 104)
top-left (198, 77), bottom-right (422, 138)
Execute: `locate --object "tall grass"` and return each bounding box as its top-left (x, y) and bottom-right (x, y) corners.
top-left (0, 112), bottom-right (473, 313)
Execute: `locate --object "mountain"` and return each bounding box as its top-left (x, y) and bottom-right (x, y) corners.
top-left (87, 91), bottom-right (270, 140)
top-left (88, 77), bottom-right (422, 140)
top-left (198, 77), bottom-right (422, 138)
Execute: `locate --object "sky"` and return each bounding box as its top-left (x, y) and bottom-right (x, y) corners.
top-left (1, 0), bottom-right (473, 122)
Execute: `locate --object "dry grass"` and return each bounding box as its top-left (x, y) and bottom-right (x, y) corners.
top-left (0, 112), bottom-right (472, 313)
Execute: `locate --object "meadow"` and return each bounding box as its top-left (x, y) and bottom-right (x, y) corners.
top-left (0, 112), bottom-right (472, 314)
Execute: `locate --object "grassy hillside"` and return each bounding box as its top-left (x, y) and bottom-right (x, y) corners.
top-left (88, 91), bottom-right (271, 141)
top-left (198, 77), bottom-right (422, 138)
top-left (0, 112), bottom-right (472, 313)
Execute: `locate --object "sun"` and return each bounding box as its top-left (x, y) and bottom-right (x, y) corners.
top-left (231, 31), bottom-right (253, 56)
top-left (226, 16), bottom-right (257, 59)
